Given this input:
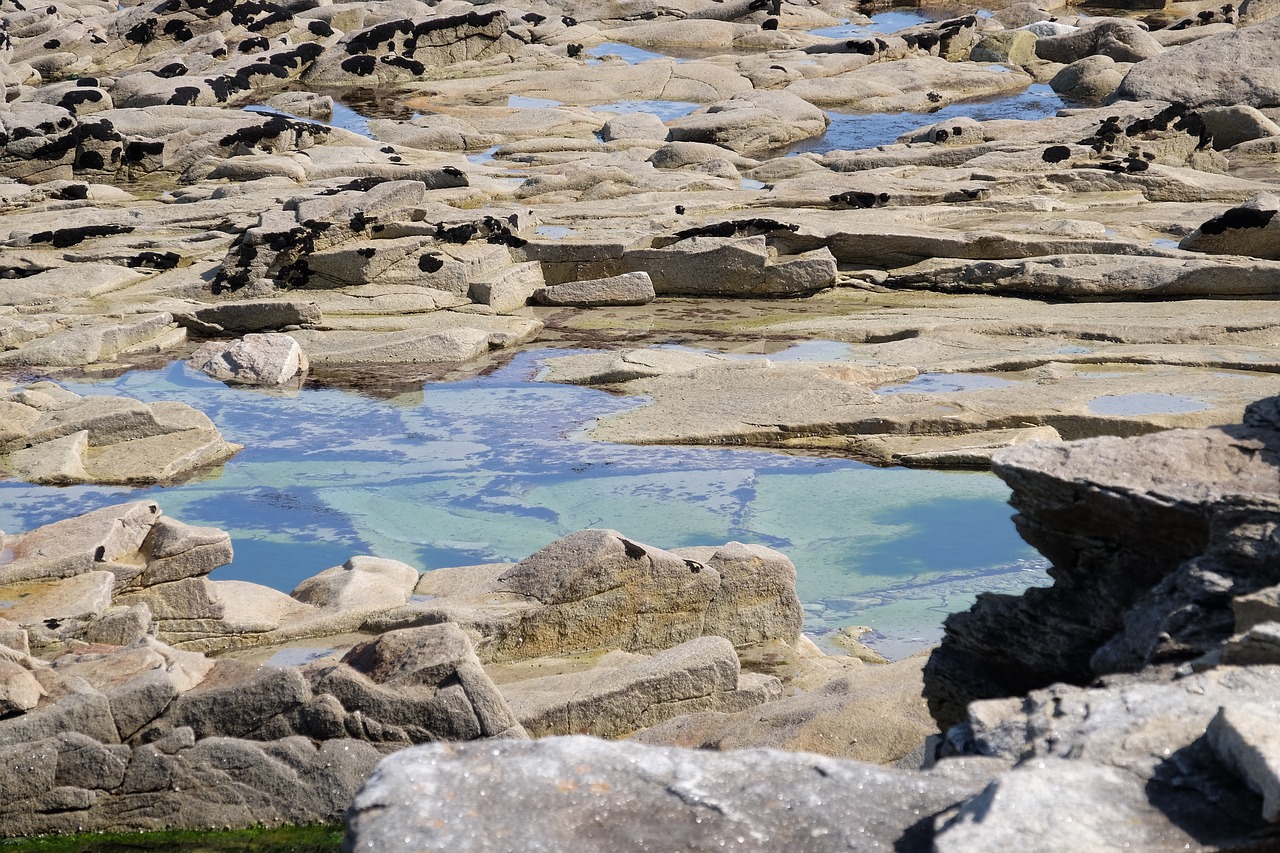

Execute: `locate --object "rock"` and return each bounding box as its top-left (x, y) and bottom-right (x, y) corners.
top-left (138, 517), bottom-right (233, 586)
top-left (536, 347), bottom-right (729, 385)
top-left (634, 654), bottom-right (934, 764)
top-left (923, 393), bottom-right (1280, 730)
top-left (1240, 0), bottom-right (1280, 25)
top-left (1114, 17), bottom-right (1280, 107)
top-left (285, 327), bottom-right (492, 366)
top-left (0, 501), bottom-right (159, 586)
top-left (667, 90), bottom-right (828, 154)
top-left (1034, 20), bottom-right (1163, 64)
top-left (409, 529), bottom-right (805, 664)
top-left (8, 430), bottom-right (90, 485)
top-left (933, 760), bottom-right (1204, 851)
top-left (785, 56), bottom-right (1033, 112)
top-left (534, 272), bottom-right (656, 307)
top-left (176, 300), bottom-right (322, 335)
top-left (343, 737), bottom-right (1000, 852)
top-left (1207, 703), bottom-right (1280, 822)
top-left (291, 556), bottom-right (418, 612)
top-left (0, 572), bottom-right (115, 627)
top-left (502, 636), bottom-right (781, 738)
top-left (1199, 105), bottom-right (1280, 150)
top-left (187, 333), bottom-right (309, 386)
top-left (970, 30), bottom-right (1039, 65)
top-left (623, 236), bottom-right (836, 296)
top-left (1049, 55), bottom-right (1125, 101)
top-left (890, 254), bottom-right (1280, 300)
top-left (1179, 192), bottom-right (1280, 259)
top-left (0, 660), bottom-right (43, 716)
top-left (468, 261), bottom-right (544, 314)
top-left (600, 112), bottom-right (669, 142)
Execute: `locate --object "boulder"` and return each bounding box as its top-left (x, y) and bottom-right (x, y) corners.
top-left (187, 333), bottom-right (309, 386)
top-left (1114, 17), bottom-right (1280, 107)
top-left (1179, 192), bottom-right (1280, 259)
top-left (1049, 55), bottom-right (1125, 101)
top-left (291, 556), bottom-right (418, 612)
top-left (1034, 20), bottom-right (1163, 64)
top-left (667, 90), bottom-right (828, 154)
top-left (600, 112), bottom-right (669, 142)
top-left (623, 236), bottom-right (835, 296)
top-left (1199, 105), bottom-right (1280, 150)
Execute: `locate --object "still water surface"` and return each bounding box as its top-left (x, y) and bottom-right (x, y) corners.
top-left (0, 350), bottom-right (1046, 655)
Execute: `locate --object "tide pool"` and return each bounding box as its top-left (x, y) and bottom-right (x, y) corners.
top-left (0, 350), bottom-right (1045, 655)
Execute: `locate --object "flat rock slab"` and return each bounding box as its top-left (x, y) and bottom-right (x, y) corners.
top-left (344, 736), bottom-right (1000, 852)
top-left (785, 56), bottom-right (1033, 112)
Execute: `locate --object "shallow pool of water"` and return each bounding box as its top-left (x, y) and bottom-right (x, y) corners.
top-left (1087, 393), bottom-right (1210, 415)
top-left (879, 373), bottom-right (1019, 394)
top-left (0, 351), bottom-right (1044, 653)
top-left (586, 42), bottom-right (673, 64)
top-left (791, 84), bottom-right (1069, 155)
top-left (590, 99), bottom-right (701, 121)
top-left (808, 9), bottom-right (937, 38)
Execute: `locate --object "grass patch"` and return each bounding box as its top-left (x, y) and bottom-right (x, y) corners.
top-left (0, 825), bottom-right (343, 853)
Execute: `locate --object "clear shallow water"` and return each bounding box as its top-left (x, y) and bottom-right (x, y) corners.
top-left (590, 99), bottom-right (701, 121)
top-left (790, 84), bottom-right (1068, 155)
top-left (879, 373), bottom-right (1019, 394)
top-left (586, 42), bottom-right (673, 64)
top-left (0, 351), bottom-right (1043, 653)
top-left (1087, 393), bottom-right (1210, 415)
top-left (808, 9), bottom-right (936, 38)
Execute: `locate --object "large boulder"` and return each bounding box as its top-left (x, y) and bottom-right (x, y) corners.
top-left (1114, 17), bottom-right (1280, 108)
top-left (1179, 192), bottom-right (1280, 259)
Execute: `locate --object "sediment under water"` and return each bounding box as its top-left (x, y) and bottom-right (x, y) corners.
top-left (0, 348), bottom-right (1046, 658)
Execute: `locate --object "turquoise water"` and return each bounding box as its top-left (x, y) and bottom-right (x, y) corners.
top-left (0, 351), bottom-right (1043, 652)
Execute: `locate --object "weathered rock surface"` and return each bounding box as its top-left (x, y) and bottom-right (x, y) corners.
top-left (0, 383), bottom-right (240, 486)
top-left (343, 737), bottom-right (1004, 853)
top-left (188, 333), bottom-right (308, 387)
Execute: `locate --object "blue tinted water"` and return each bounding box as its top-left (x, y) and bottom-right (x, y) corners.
top-left (590, 99), bottom-right (701, 121)
top-left (0, 351), bottom-right (1043, 650)
top-left (791, 84), bottom-right (1068, 155)
top-left (808, 9), bottom-right (936, 38)
top-left (586, 42), bottom-right (673, 64)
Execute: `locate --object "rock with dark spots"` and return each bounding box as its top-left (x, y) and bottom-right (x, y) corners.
top-left (343, 737), bottom-right (1000, 853)
top-left (1180, 193), bottom-right (1280, 259)
top-left (0, 501), bottom-right (160, 586)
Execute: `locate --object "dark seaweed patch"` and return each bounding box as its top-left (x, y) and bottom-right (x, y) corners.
top-left (1200, 206), bottom-right (1277, 235)
top-left (57, 89), bottom-right (104, 112)
top-left (830, 191), bottom-right (889, 208)
top-left (153, 62), bottom-right (188, 78)
top-left (418, 254), bottom-right (444, 272)
top-left (50, 184), bottom-right (88, 200)
top-left (307, 19), bottom-right (333, 37)
top-left (239, 35), bottom-right (270, 52)
top-left (675, 218), bottom-right (800, 240)
top-left (340, 54), bottom-right (377, 76)
top-left (125, 17), bottom-right (157, 44)
top-left (127, 251), bottom-right (181, 269)
top-left (168, 86), bottom-right (201, 105)
top-left (30, 224), bottom-right (134, 247)
top-left (1042, 145), bottom-right (1071, 163)
top-left (124, 139), bottom-right (164, 162)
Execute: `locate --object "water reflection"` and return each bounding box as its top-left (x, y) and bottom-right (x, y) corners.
top-left (0, 350), bottom-right (1044, 653)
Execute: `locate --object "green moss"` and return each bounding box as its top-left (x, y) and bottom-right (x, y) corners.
top-left (0, 825), bottom-right (342, 853)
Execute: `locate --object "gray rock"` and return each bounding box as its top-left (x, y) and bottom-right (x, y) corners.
top-left (503, 636), bottom-right (781, 738)
top-left (188, 333), bottom-right (308, 387)
top-left (600, 112), bottom-right (669, 142)
top-left (138, 516), bottom-right (234, 586)
top-left (1115, 17), bottom-right (1280, 108)
top-left (291, 555), bottom-right (418, 612)
top-left (1200, 106), bottom-right (1280, 150)
top-left (1035, 20), bottom-right (1163, 64)
top-left (624, 235), bottom-right (835, 296)
top-left (535, 272), bottom-right (656, 307)
top-left (343, 736), bottom-right (1000, 852)
top-left (176, 300), bottom-right (322, 335)
top-left (1208, 703), bottom-right (1280, 821)
top-left (1179, 192), bottom-right (1280, 259)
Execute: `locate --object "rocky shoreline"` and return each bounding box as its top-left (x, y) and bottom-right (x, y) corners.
top-left (4, 0), bottom-right (1280, 846)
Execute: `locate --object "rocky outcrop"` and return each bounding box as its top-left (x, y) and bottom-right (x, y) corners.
top-left (924, 393), bottom-right (1280, 730)
top-left (0, 383), bottom-right (240, 485)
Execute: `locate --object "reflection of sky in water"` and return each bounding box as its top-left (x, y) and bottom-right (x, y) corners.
top-left (0, 351), bottom-right (1042, 649)
top-left (808, 9), bottom-right (935, 38)
top-left (879, 373), bottom-right (1019, 395)
top-left (790, 85), bottom-right (1069, 155)
top-left (1087, 393), bottom-right (1210, 415)
top-left (590, 99), bottom-right (700, 121)
top-left (585, 42), bottom-right (673, 64)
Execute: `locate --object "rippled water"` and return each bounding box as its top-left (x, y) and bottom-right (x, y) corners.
top-left (0, 350), bottom-right (1045, 655)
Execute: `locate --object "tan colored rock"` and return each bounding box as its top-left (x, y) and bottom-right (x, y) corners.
top-left (7, 430), bottom-right (90, 485)
top-left (291, 556), bottom-right (418, 612)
